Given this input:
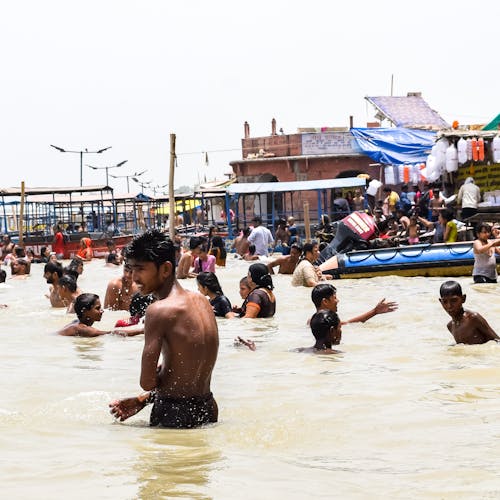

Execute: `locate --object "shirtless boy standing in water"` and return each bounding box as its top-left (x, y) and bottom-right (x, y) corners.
top-left (104, 262), bottom-right (139, 311)
top-left (439, 280), bottom-right (499, 345)
top-left (109, 230), bottom-right (219, 428)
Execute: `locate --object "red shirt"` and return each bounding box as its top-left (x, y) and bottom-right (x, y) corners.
top-left (53, 232), bottom-right (65, 255)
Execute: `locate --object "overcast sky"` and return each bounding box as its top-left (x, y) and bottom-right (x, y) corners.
top-left (1, 0), bottom-right (498, 194)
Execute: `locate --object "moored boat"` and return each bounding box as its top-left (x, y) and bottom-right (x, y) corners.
top-left (318, 241), bottom-right (495, 279)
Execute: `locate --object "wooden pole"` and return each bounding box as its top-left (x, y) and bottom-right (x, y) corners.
top-left (168, 134), bottom-right (176, 239)
top-left (19, 181), bottom-right (25, 245)
top-left (303, 201), bottom-right (311, 242)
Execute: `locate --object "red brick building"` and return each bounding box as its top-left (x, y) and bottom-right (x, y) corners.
top-left (229, 120), bottom-right (380, 223)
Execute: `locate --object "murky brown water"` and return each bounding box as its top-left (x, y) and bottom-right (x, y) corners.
top-left (1, 257), bottom-right (499, 499)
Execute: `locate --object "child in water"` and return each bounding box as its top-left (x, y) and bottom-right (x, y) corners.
top-left (439, 280), bottom-right (499, 345)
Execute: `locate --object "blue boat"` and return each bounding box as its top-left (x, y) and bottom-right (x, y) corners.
top-left (318, 241), bottom-right (489, 279)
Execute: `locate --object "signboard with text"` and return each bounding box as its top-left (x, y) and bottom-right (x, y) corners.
top-left (301, 132), bottom-right (361, 156)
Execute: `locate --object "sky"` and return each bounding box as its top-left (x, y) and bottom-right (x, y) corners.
top-left (1, 0), bottom-right (498, 195)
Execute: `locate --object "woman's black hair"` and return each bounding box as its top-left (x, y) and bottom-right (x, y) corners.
top-left (196, 272), bottom-right (224, 295)
top-left (248, 263), bottom-right (274, 290)
top-left (210, 236), bottom-right (226, 260)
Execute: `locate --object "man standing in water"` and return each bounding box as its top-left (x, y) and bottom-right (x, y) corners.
top-left (109, 230), bottom-right (219, 428)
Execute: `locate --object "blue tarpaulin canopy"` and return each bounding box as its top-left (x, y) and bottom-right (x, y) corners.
top-left (350, 127), bottom-right (436, 165)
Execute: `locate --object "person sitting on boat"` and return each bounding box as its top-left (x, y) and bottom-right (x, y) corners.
top-left (77, 237), bottom-right (93, 261)
top-left (406, 216), bottom-right (421, 245)
top-left (382, 187), bottom-right (400, 217)
top-left (472, 223), bottom-right (500, 284)
top-left (352, 188), bottom-right (365, 212)
top-left (196, 272), bottom-right (235, 319)
top-left (267, 243), bottom-right (301, 274)
top-left (104, 262), bottom-right (139, 311)
top-left (418, 209), bottom-right (458, 243)
top-left (439, 281), bottom-right (499, 345)
top-left (292, 242), bottom-right (332, 287)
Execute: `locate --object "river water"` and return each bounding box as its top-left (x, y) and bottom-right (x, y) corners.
top-left (1, 257), bottom-right (499, 499)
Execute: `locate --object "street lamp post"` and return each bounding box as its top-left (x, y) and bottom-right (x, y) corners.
top-left (50, 145), bottom-right (112, 187)
top-left (109, 169), bottom-right (147, 192)
top-left (86, 160), bottom-right (128, 186)
top-left (132, 177), bottom-right (152, 194)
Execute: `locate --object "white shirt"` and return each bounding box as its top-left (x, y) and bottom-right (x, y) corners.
top-left (457, 183), bottom-right (481, 209)
top-left (248, 225), bottom-right (274, 256)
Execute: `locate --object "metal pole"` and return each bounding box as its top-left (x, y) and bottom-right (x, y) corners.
top-left (168, 134), bottom-right (176, 238)
top-left (80, 151), bottom-right (83, 187)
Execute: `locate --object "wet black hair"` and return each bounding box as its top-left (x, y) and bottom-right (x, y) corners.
top-left (0, 269), bottom-right (6, 283)
top-left (124, 229), bottom-right (176, 269)
top-left (210, 236), bottom-right (226, 260)
top-left (74, 293), bottom-right (99, 320)
top-left (248, 262), bottom-right (274, 290)
top-left (59, 275), bottom-right (77, 293)
top-left (310, 310), bottom-right (340, 348)
top-left (302, 242), bottom-right (317, 255)
top-left (196, 272), bottom-right (224, 296)
top-left (311, 283), bottom-right (337, 309)
top-left (129, 292), bottom-right (154, 318)
top-left (439, 280), bottom-right (463, 297)
top-left (44, 261), bottom-right (63, 278)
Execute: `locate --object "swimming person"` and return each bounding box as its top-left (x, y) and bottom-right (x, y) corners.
top-left (196, 272), bottom-right (235, 319)
top-left (298, 310), bottom-right (342, 354)
top-left (240, 263), bottom-right (276, 318)
top-left (267, 243), bottom-right (302, 274)
top-left (439, 280), bottom-right (499, 345)
top-left (310, 283), bottom-right (398, 325)
top-left (109, 229), bottom-right (219, 428)
top-left (57, 293), bottom-right (112, 337)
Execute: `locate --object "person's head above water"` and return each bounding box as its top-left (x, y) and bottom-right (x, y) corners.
top-left (248, 262), bottom-right (274, 290)
top-left (311, 283), bottom-right (338, 310)
top-left (74, 293), bottom-right (101, 322)
top-left (124, 229), bottom-right (176, 269)
top-left (439, 280), bottom-right (463, 298)
top-left (310, 309), bottom-right (341, 349)
top-left (196, 272), bottom-right (224, 296)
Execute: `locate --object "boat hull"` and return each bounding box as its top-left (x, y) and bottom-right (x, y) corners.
top-left (319, 242), bottom-right (497, 279)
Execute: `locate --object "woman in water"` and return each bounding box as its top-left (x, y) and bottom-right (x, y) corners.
top-left (240, 263), bottom-right (276, 318)
top-left (196, 272), bottom-right (234, 318)
top-left (209, 236), bottom-right (227, 267)
top-left (472, 223), bottom-right (500, 283)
